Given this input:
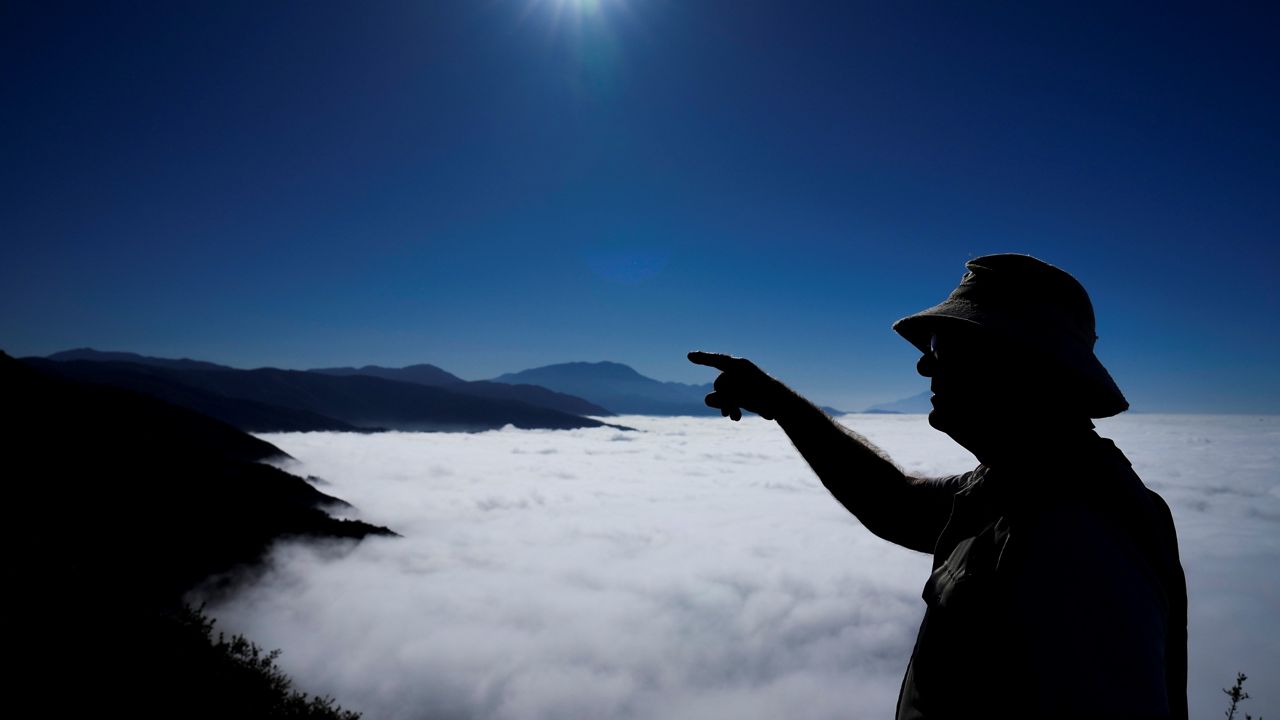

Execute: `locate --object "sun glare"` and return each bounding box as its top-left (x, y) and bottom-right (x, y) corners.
top-left (523, 0), bottom-right (632, 31)
top-left (564, 0), bottom-right (602, 12)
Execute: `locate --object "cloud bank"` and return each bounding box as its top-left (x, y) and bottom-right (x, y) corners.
top-left (203, 414), bottom-right (1279, 719)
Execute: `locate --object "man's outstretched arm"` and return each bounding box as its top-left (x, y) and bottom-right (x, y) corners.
top-left (688, 351), bottom-right (954, 554)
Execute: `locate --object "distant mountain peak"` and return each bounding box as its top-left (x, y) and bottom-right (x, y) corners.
top-left (862, 390), bottom-right (931, 414)
top-left (519, 361), bottom-right (646, 379)
top-left (492, 361), bottom-right (715, 416)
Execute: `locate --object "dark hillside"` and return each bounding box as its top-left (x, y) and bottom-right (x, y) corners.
top-left (4, 350), bottom-right (390, 716)
top-left (5, 351), bottom-right (393, 603)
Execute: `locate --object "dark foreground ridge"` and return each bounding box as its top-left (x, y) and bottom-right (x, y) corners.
top-left (4, 350), bottom-right (392, 716)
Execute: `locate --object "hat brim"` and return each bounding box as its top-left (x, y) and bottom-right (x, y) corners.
top-left (893, 298), bottom-right (1130, 418)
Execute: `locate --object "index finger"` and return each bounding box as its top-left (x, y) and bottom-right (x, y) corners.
top-left (687, 350), bottom-right (740, 371)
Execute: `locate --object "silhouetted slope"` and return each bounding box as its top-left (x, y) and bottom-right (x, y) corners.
top-left (494, 361), bottom-right (716, 416)
top-left (5, 351), bottom-right (393, 603)
top-left (13, 359), bottom-right (284, 466)
top-left (48, 346), bottom-right (236, 371)
top-left (6, 350), bottom-right (387, 718)
top-left (37, 356), bottom-right (611, 431)
top-left (25, 358), bottom-right (364, 432)
top-left (312, 364), bottom-right (612, 416)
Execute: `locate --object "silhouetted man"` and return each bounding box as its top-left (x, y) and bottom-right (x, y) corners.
top-left (690, 254), bottom-right (1187, 720)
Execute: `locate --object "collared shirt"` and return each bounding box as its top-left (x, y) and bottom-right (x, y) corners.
top-left (895, 434), bottom-right (1188, 720)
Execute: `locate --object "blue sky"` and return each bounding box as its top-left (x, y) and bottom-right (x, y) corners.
top-left (2, 1), bottom-right (1277, 412)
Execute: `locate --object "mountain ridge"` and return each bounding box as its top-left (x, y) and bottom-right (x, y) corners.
top-left (48, 347), bottom-right (236, 372)
top-left (36, 351), bottom-right (614, 432)
top-left (49, 349), bottom-right (613, 422)
top-left (493, 360), bottom-right (716, 416)
top-left (311, 363), bottom-right (611, 416)
top-left (311, 363), bottom-right (464, 386)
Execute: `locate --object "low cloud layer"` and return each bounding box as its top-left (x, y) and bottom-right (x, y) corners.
top-left (204, 415), bottom-right (1279, 720)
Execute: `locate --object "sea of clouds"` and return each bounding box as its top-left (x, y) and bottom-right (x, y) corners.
top-left (204, 414), bottom-right (1279, 720)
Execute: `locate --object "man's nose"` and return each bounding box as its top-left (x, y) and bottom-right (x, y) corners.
top-left (916, 353), bottom-right (935, 378)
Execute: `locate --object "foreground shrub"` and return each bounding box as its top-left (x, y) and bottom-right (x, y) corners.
top-left (151, 605), bottom-right (361, 719)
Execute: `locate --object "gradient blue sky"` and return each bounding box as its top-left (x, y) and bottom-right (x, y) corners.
top-left (3, 1), bottom-right (1277, 412)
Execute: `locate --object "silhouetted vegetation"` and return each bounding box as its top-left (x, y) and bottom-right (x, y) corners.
top-left (1224, 672), bottom-right (1264, 720)
top-left (154, 605), bottom-right (361, 719)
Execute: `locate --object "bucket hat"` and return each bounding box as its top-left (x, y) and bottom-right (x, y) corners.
top-left (892, 253), bottom-right (1129, 418)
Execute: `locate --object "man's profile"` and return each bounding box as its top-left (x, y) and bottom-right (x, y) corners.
top-left (690, 253), bottom-right (1187, 720)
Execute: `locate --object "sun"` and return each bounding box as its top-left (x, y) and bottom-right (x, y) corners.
top-left (552, 0), bottom-right (605, 15)
top-left (522, 0), bottom-right (633, 29)
top-left (561, 0), bottom-right (603, 12)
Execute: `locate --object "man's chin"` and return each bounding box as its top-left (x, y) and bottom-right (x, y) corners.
top-left (928, 396), bottom-right (974, 433)
top-left (927, 406), bottom-right (947, 432)
top-left (928, 404), bottom-right (971, 444)
top-left (927, 392), bottom-right (947, 427)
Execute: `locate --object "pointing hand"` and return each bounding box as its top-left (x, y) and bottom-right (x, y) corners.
top-left (687, 351), bottom-right (789, 422)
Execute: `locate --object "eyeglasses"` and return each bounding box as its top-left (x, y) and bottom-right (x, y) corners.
top-left (926, 329), bottom-right (1000, 364)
